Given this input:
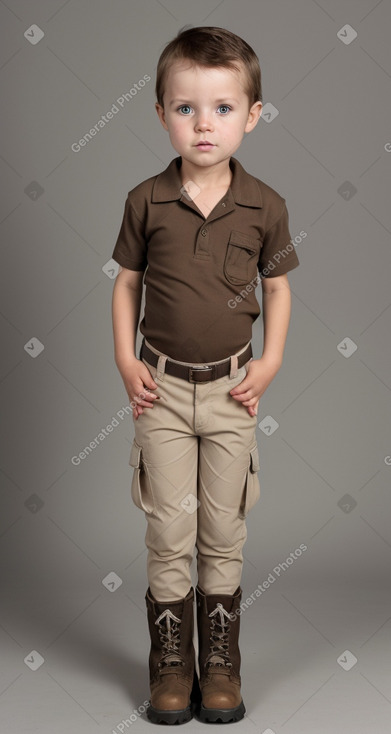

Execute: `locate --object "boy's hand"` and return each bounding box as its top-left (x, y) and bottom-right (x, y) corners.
top-left (117, 357), bottom-right (160, 420)
top-left (229, 357), bottom-right (281, 417)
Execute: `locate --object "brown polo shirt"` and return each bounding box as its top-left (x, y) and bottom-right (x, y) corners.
top-left (112, 156), bottom-right (300, 362)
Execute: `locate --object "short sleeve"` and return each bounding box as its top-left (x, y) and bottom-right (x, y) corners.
top-left (258, 199), bottom-right (300, 278)
top-left (111, 193), bottom-right (147, 271)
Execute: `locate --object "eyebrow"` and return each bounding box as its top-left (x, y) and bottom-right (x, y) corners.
top-left (169, 98), bottom-right (239, 107)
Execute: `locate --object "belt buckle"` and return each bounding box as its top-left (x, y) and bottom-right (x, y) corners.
top-left (188, 365), bottom-right (215, 383)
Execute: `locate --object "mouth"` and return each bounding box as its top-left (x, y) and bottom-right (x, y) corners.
top-left (195, 141), bottom-right (215, 150)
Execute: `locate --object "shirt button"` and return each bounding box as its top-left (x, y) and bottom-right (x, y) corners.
top-left (201, 229), bottom-right (208, 237)
top-left (222, 202), bottom-right (226, 207)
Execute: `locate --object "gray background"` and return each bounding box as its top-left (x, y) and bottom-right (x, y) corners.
top-left (1, 1), bottom-right (391, 732)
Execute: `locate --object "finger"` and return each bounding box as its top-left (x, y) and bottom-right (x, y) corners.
top-left (230, 389), bottom-right (253, 401)
top-left (132, 390), bottom-right (159, 408)
top-left (230, 383), bottom-right (252, 397)
top-left (241, 396), bottom-right (259, 407)
top-left (144, 389), bottom-right (160, 401)
top-left (132, 401), bottom-right (145, 419)
top-left (142, 386), bottom-right (159, 397)
top-left (230, 378), bottom-right (251, 395)
top-left (133, 398), bottom-right (155, 408)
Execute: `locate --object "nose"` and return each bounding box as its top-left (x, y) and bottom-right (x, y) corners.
top-left (194, 110), bottom-right (214, 133)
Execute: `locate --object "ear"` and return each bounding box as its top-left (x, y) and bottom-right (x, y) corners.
top-left (155, 102), bottom-right (169, 131)
top-left (244, 101), bottom-right (263, 133)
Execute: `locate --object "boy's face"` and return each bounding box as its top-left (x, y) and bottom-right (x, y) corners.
top-left (155, 61), bottom-right (262, 171)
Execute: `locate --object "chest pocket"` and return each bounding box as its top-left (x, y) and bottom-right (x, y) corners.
top-left (224, 230), bottom-right (260, 285)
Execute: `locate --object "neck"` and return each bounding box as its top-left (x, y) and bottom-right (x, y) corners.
top-left (178, 157), bottom-right (232, 190)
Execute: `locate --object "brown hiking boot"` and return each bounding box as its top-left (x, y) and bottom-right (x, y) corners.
top-left (145, 585), bottom-right (199, 724)
top-left (195, 584), bottom-right (245, 723)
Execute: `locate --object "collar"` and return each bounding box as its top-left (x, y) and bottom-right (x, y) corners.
top-left (151, 156), bottom-right (263, 208)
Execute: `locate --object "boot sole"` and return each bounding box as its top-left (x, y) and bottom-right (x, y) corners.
top-left (147, 703), bottom-right (192, 725)
top-left (197, 700), bottom-right (246, 723)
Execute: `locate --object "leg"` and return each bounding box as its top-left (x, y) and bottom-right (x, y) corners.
top-left (131, 357), bottom-right (199, 600)
top-left (128, 355), bottom-right (200, 721)
top-left (193, 362), bottom-right (261, 721)
top-left (195, 364), bottom-right (261, 594)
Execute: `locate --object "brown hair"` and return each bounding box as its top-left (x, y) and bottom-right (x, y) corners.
top-left (155, 26), bottom-right (262, 110)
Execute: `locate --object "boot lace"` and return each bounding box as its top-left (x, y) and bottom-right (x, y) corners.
top-left (205, 602), bottom-right (234, 668)
top-left (155, 609), bottom-right (185, 668)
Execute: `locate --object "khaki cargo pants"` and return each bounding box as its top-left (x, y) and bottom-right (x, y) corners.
top-left (129, 338), bottom-right (261, 601)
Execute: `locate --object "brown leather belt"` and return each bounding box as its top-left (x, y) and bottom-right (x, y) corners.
top-left (140, 340), bottom-right (252, 383)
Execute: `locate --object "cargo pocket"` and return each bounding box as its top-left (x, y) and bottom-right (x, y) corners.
top-left (238, 443), bottom-right (261, 519)
top-left (128, 439), bottom-right (154, 514)
top-left (224, 230), bottom-right (260, 285)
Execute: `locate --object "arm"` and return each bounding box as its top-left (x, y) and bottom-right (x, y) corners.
top-left (112, 266), bottom-right (144, 364)
top-left (260, 273), bottom-right (292, 369)
top-left (112, 266), bottom-right (159, 419)
top-left (229, 273), bottom-right (292, 416)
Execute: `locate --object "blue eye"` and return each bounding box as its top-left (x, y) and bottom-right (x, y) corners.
top-left (178, 105), bottom-right (192, 115)
top-left (217, 105), bottom-right (231, 114)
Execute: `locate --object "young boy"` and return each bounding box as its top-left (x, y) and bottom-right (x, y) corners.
top-left (111, 26), bottom-right (300, 725)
